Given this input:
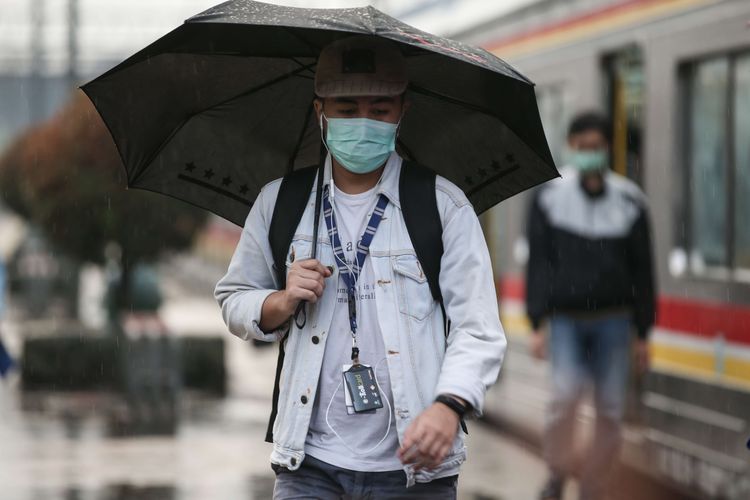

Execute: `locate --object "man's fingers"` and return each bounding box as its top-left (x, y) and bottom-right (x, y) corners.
top-left (438, 444), bottom-right (452, 463)
top-left (427, 437), bottom-right (445, 462)
top-left (292, 267), bottom-right (326, 282)
top-left (296, 259), bottom-right (332, 277)
top-left (400, 424), bottom-right (419, 451)
top-left (399, 444), bottom-right (421, 464)
top-left (418, 431), bottom-right (437, 456)
top-left (296, 258), bottom-right (321, 270)
top-left (398, 435), bottom-right (416, 459)
top-left (291, 288), bottom-right (318, 303)
top-left (399, 424), bottom-right (424, 463)
top-left (294, 277), bottom-right (324, 297)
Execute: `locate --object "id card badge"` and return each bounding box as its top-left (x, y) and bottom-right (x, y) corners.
top-left (342, 363), bottom-right (383, 413)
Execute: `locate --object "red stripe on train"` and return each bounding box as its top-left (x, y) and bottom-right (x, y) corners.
top-left (483, 0), bottom-right (656, 52)
top-left (497, 275), bottom-right (750, 344)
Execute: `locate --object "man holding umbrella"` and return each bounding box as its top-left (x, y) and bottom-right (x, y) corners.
top-left (215, 36), bottom-right (506, 498)
top-left (83, 2), bottom-right (559, 496)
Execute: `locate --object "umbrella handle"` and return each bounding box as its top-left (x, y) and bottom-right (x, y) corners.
top-left (294, 301), bottom-right (306, 329)
top-left (292, 154), bottom-right (326, 330)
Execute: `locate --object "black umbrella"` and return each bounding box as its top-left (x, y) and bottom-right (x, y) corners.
top-left (81, 0), bottom-right (558, 226)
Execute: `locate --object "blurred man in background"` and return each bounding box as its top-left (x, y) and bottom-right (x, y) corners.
top-left (525, 112), bottom-right (656, 500)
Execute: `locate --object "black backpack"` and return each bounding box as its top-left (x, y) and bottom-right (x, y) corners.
top-left (264, 160), bottom-right (444, 443)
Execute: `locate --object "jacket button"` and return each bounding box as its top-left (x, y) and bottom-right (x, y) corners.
top-left (311, 336), bottom-right (319, 344)
top-left (300, 395), bottom-right (308, 404)
top-left (290, 458), bottom-right (297, 466)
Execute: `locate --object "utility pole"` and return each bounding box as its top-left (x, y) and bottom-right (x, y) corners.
top-left (67, 0), bottom-right (78, 90)
top-left (30, 0), bottom-right (45, 122)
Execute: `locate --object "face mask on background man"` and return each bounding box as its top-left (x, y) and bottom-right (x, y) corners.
top-left (567, 149), bottom-right (609, 174)
top-left (321, 114), bottom-right (399, 175)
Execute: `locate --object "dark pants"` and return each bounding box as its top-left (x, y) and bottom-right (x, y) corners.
top-left (272, 455), bottom-right (458, 500)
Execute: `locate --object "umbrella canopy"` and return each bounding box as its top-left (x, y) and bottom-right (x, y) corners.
top-left (81, 0), bottom-right (558, 226)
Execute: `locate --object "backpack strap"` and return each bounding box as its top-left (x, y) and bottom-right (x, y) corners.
top-left (265, 164), bottom-right (318, 444)
top-left (268, 165), bottom-right (318, 290)
top-left (399, 161), bottom-right (444, 304)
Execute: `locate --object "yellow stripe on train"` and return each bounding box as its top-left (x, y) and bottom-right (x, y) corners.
top-left (500, 309), bottom-right (750, 389)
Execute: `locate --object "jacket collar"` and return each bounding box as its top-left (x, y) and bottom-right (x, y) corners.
top-left (323, 152), bottom-right (403, 210)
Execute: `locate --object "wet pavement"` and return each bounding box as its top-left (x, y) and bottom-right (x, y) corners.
top-left (0, 257), bottom-right (558, 500)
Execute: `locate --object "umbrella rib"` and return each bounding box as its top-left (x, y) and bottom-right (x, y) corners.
top-left (408, 83), bottom-right (556, 174)
top-left (396, 138), bottom-right (418, 164)
top-left (132, 62), bottom-right (317, 184)
top-left (213, 60), bottom-right (317, 109)
top-left (291, 57), bottom-right (317, 77)
top-left (408, 83), bottom-right (501, 121)
top-left (283, 27), bottom-right (323, 54)
top-left (466, 164), bottom-right (521, 197)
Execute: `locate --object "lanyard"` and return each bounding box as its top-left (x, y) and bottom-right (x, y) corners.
top-left (322, 185), bottom-right (389, 363)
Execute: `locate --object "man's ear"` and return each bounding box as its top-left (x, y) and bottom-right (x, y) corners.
top-left (313, 98), bottom-right (324, 122)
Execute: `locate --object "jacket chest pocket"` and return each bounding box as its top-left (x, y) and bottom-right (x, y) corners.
top-left (393, 254), bottom-right (435, 321)
top-left (285, 239), bottom-right (313, 272)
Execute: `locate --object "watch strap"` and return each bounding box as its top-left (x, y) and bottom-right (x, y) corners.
top-left (435, 394), bottom-right (469, 434)
top-left (435, 394), bottom-right (466, 416)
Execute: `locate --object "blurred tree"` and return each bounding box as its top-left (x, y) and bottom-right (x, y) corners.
top-left (0, 90), bottom-right (208, 314)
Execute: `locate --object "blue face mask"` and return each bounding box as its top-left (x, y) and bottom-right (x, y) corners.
top-left (567, 149), bottom-right (609, 173)
top-left (322, 115), bottom-right (399, 174)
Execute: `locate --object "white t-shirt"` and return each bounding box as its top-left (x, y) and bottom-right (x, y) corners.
top-left (304, 183), bottom-right (401, 471)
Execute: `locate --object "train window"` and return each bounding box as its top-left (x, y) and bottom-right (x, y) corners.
top-left (734, 54), bottom-right (750, 272)
top-left (684, 51), bottom-right (750, 278)
top-left (603, 46), bottom-right (644, 185)
top-left (688, 58), bottom-right (729, 269)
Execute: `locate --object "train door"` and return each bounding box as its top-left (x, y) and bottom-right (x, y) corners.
top-left (602, 45), bottom-right (645, 185)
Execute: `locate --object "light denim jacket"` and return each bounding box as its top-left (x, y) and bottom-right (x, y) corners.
top-left (214, 153), bottom-right (506, 485)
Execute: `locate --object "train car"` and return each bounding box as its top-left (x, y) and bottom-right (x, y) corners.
top-left (454, 0), bottom-right (750, 498)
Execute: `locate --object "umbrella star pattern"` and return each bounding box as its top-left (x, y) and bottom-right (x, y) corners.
top-left (465, 157), bottom-right (523, 197)
top-left (176, 163), bottom-right (253, 208)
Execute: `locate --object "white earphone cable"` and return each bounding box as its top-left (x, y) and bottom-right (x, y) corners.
top-left (324, 357), bottom-right (393, 457)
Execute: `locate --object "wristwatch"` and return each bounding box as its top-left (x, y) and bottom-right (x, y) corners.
top-left (435, 394), bottom-right (470, 433)
top-left (435, 394), bottom-right (468, 418)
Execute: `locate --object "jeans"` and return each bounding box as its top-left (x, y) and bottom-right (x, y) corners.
top-left (272, 455), bottom-right (458, 499)
top-left (543, 314), bottom-right (631, 500)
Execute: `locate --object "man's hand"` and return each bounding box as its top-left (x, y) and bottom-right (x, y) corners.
top-left (397, 402), bottom-right (460, 470)
top-left (635, 338), bottom-right (650, 375)
top-left (530, 331), bottom-right (546, 360)
top-left (259, 259), bottom-right (331, 332)
top-left (284, 258), bottom-right (332, 307)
